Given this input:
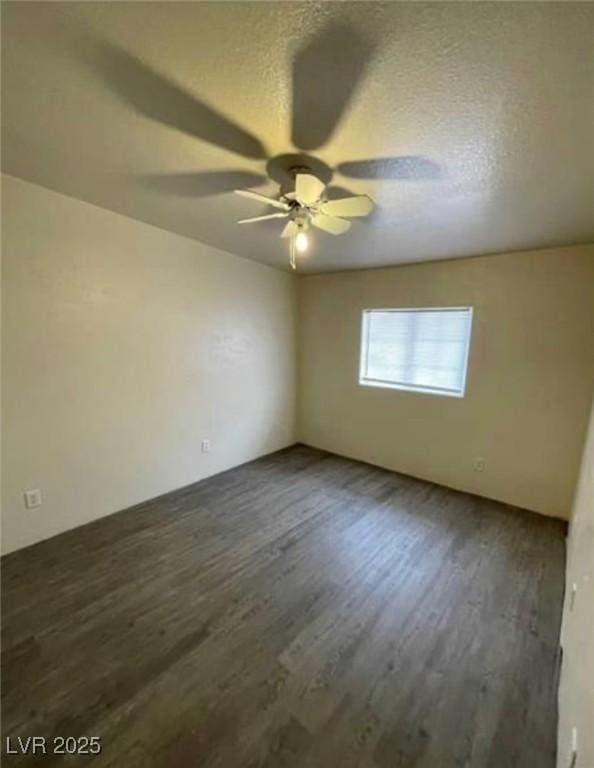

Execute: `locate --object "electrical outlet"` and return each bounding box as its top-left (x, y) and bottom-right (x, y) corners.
top-left (569, 583), bottom-right (577, 611)
top-left (24, 489), bottom-right (42, 509)
top-left (473, 457), bottom-right (485, 472)
top-left (569, 727), bottom-right (577, 768)
top-left (201, 439), bottom-right (211, 453)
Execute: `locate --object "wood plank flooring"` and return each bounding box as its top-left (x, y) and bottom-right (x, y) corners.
top-left (1, 445), bottom-right (567, 768)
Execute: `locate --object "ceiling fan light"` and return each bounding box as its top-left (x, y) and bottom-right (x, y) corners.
top-left (295, 231), bottom-right (308, 253)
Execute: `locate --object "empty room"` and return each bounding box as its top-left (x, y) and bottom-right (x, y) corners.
top-left (1, 2), bottom-right (593, 767)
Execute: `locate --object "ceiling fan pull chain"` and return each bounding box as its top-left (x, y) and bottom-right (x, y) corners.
top-left (289, 237), bottom-right (297, 270)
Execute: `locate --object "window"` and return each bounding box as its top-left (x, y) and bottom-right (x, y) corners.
top-left (359, 307), bottom-right (473, 397)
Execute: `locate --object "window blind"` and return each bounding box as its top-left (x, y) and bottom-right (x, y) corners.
top-left (359, 307), bottom-right (473, 397)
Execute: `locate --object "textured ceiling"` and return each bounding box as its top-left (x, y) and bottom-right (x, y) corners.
top-left (2, 1), bottom-right (594, 273)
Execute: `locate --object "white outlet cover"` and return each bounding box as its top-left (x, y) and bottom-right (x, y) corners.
top-left (24, 489), bottom-right (42, 509)
top-left (473, 457), bottom-right (485, 472)
top-left (201, 440), bottom-right (211, 453)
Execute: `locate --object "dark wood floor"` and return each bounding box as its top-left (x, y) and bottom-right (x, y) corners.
top-left (2, 445), bottom-right (566, 768)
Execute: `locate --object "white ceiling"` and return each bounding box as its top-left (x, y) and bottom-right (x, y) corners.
top-left (2, 2), bottom-right (593, 273)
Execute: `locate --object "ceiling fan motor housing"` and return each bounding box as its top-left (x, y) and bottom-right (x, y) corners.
top-left (287, 167), bottom-right (324, 232)
top-left (291, 207), bottom-right (311, 228)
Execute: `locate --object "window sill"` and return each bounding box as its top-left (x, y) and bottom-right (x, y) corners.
top-left (358, 378), bottom-right (465, 399)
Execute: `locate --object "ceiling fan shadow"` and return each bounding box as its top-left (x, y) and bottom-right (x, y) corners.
top-left (324, 184), bottom-right (353, 199)
top-left (291, 23), bottom-right (376, 152)
top-left (136, 171), bottom-right (267, 197)
top-left (89, 41), bottom-right (267, 160)
top-left (338, 156), bottom-right (441, 180)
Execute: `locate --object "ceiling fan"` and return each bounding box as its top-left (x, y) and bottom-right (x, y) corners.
top-left (235, 170), bottom-right (374, 268)
top-left (93, 22), bottom-right (439, 269)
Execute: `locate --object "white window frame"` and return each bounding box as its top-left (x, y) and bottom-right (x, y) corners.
top-left (358, 306), bottom-right (473, 398)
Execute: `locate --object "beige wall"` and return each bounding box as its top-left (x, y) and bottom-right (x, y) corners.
top-left (298, 245), bottom-right (594, 519)
top-left (558, 398), bottom-right (594, 768)
top-left (1, 175), bottom-right (297, 554)
top-left (2, 174), bottom-right (592, 558)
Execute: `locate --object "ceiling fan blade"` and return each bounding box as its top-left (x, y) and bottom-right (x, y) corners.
top-left (338, 156), bottom-right (440, 180)
top-left (92, 43), bottom-right (267, 160)
top-left (311, 213), bottom-right (352, 236)
top-left (281, 221), bottom-right (298, 239)
top-left (234, 189), bottom-right (290, 210)
top-left (238, 213), bottom-right (288, 224)
top-left (139, 171), bottom-right (267, 197)
top-left (319, 195), bottom-right (374, 218)
top-left (295, 173), bottom-right (325, 205)
top-left (292, 24), bottom-right (375, 151)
